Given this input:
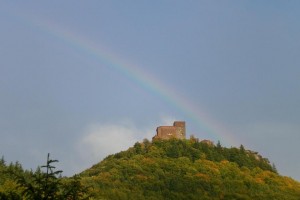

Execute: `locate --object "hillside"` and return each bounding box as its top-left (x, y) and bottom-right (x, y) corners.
top-left (1, 139), bottom-right (300, 199)
top-left (80, 139), bottom-right (300, 200)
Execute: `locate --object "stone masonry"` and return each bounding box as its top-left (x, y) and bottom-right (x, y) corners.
top-left (152, 121), bottom-right (186, 140)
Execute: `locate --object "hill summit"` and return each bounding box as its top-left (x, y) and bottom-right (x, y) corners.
top-left (1, 122), bottom-right (300, 199)
top-left (80, 137), bottom-right (300, 199)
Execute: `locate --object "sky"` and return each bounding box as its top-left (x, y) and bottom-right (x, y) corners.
top-left (0, 1), bottom-right (300, 180)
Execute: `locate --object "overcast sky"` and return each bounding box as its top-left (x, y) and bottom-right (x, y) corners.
top-left (1, 1), bottom-right (300, 180)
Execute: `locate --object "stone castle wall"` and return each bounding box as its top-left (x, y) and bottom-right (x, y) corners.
top-left (153, 121), bottom-right (186, 140)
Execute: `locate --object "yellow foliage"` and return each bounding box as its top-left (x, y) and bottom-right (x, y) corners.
top-left (142, 157), bottom-right (155, 165)
top-left (135, 174), bottom-right (148, 181)
top-left (255, 177), bottom-right (265, 184)
top-left (195, 173), bottom-right (210, 181)
top-left (220, 160), bottom-right (229, 165)
top-left (0, 179), bottom-right (22, 196)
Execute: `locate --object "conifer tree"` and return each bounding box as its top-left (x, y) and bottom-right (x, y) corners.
top-left (16, 153), bottom-right (62, 199)
top-left (13, 153), bottom-right (91, 200)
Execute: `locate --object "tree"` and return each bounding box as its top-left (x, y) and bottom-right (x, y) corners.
top-left (14, 153), bottom-right (91, 200)
top-left (239, 145), bottom-right (245, 153)
top-left (272, 163), bottom-right (278, 173)
top-left (134, 142), bottom-right (142, 154)
top-left (143, 139), bottom-right (151, 153)
top-left (16, 153), bottom-right (62, 199)
top-left (62, 175), bottom-right (91, 200)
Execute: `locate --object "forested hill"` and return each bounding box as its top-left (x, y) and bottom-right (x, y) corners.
top-left (80, 139), bottom-right (300, 200)
top-left (1, 139), bottom-right (300, 199)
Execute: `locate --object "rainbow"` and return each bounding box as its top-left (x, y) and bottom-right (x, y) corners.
top-left (12, 10), bottom-right (240, 146)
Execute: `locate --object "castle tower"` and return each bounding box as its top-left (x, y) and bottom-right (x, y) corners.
top-left (174, 121), bottom-right (186, 139)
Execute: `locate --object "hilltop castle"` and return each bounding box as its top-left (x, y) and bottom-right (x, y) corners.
top-left (152, 121), bottom-right (186, 140)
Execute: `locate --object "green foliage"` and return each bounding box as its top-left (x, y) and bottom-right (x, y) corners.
top-left (0, 154), bottom-right (91, 200)
top-left (81, 139), bottom-right (300, 199)
top-left (15, 153), bottom-right (63, 199)
top-left (61, 175), bottom-right (92, 200)
top-left (1, 139), bottom-right (300, 199)
top-left (0, 158), bottom-right (24, 199)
